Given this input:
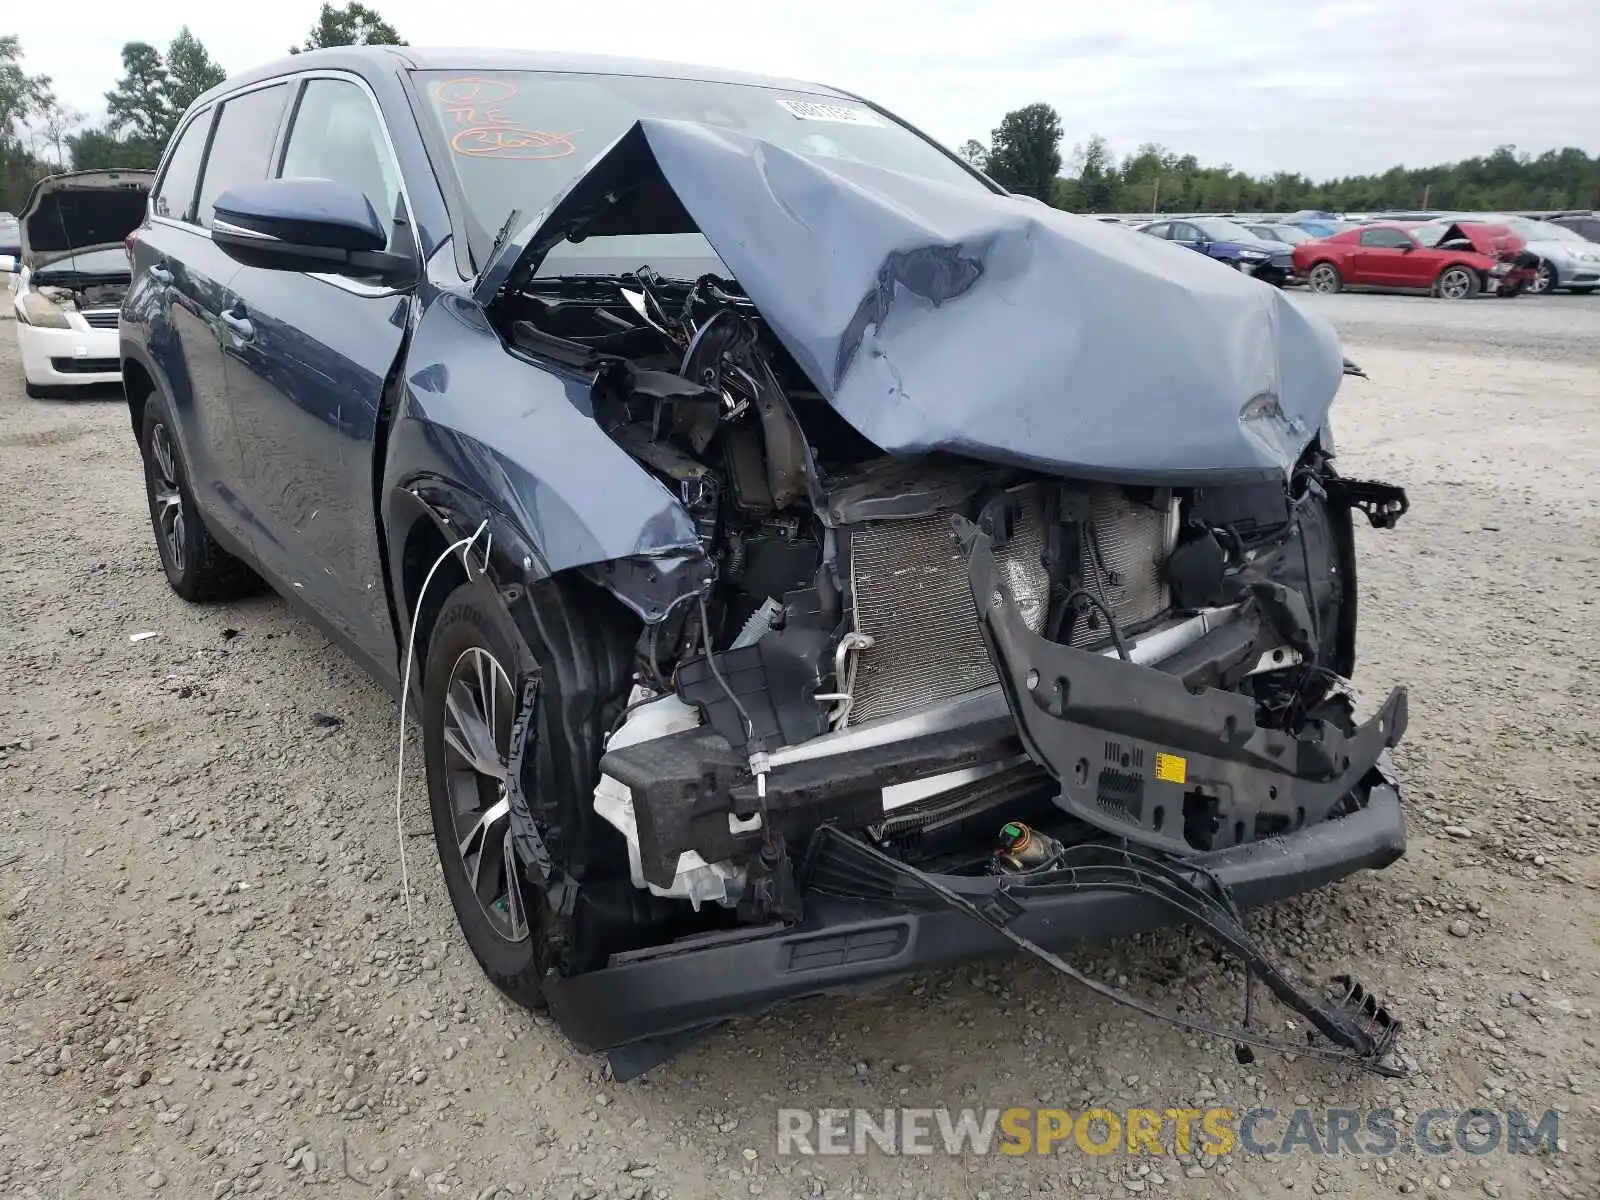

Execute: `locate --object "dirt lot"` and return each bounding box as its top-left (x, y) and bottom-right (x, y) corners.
top-left (0, 291), bottom-right (1596, 1200)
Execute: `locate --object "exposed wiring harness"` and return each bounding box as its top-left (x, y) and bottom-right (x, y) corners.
top-left (695, 591), bottom-right (774, 845)
top-left (393, 517), bottom-right (490, 927)
top-left (810, 827), bottom-right (1403, 1077)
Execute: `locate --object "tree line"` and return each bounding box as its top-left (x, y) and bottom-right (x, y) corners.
top-left (1, 3), bottom-right (403, 210)
top-left (965, 102), bottom-right (1600, 214)
top-left (5, 29), bottom-right (1598, 217)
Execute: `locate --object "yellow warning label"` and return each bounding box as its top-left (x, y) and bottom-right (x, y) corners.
top-left (1154, 753), bottom-right (1187, 784)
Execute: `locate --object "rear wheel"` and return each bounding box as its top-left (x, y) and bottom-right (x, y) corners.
top-left (1307, 262), bottom-right (1342, 294)
top-left (1435, 266), bottom-right (1479, 300)
top-left (140, 396), bottom-right (260, 601)
top-left (1528, 261), bottom-right (1556, 295)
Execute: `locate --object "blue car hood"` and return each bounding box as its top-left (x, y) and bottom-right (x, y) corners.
top-left (477, 119), bottom-right (1346, 483)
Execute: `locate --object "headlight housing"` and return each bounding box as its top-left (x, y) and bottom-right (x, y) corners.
top-left (1238, 249), bottom-right (1269, 261)
top-left (18, 291), bottom-right (72, 328)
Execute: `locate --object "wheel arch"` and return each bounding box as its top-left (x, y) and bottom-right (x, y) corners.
top-left (122, 356), bottom-right (156, 445)
top-left (1435, 261), bottom-right (1484, 292)
top-left (385, 482), bottom-right (663, 701)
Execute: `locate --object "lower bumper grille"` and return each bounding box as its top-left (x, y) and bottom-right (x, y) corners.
top-left (49, 356), bottom-right (119, 375)
top-left (846, 486), bottom-right (1173, 727)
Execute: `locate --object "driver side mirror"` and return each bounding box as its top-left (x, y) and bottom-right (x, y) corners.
top-left (1397, 242), bottom-right (1415, 252)
top-left (211, 178), bottom-right (414, 284)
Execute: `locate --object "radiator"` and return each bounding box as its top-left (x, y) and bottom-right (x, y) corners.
top-left (845, 487), bottom-right (1173, 727)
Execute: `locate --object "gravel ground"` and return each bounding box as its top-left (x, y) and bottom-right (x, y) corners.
top-left (0, 291), bottom-right (1596, 1200)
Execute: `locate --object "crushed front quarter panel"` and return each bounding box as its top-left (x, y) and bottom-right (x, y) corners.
top-left (481, 119), bottom-right (1347, 485)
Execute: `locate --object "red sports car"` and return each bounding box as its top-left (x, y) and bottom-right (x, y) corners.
top-left (1292, 221), bottom-right (1534, 299)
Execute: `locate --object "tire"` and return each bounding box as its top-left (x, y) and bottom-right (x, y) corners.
top-left (1528, 261), bottom-right (1555, 295)
top-left (1435, 266), bottom-right (1480, 301)
top-left (140, 393), bottom-right (260, 601)
top-left (421, 575), bottom-right (632, 1012)
top-left (1307, 262), bottom-right (1342, 294)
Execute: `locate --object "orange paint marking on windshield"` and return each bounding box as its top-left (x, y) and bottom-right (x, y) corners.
top-left (450, 125), bottom-right (579, 160)
top-left (432, 76), bottom-right (580, 159)
top-left (430, 77), bottom-right (518, 107)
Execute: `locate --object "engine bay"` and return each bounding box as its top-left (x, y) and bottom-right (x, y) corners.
top-left (492, 265), bottom-right (1406, 927)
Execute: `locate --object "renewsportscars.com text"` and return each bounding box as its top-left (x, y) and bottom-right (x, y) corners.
top-left (776, 1107), bottom-right (1561, 1158)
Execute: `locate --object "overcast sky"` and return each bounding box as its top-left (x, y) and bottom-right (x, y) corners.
top-left (12, 0), bottom-right (1600, 179)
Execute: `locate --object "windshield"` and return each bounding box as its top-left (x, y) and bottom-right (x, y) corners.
top-left (1264, 224), bottom-right (1309, 244)
top-left (1503, 217), bottom-right (1584, 242)
top-left (1411, 223), bottom-right (1450, 247)
top-left (1191, 218), bottom-right (1259, 242)
top-left (413, 70), bottom-right (986, 272)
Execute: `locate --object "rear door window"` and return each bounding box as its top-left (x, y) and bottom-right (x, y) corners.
top-left (196, 83), bottom-right (292, 229)
top-left (153, 108), bottom-right (213, 223)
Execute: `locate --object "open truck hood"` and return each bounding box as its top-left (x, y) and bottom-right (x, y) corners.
top-left (478, 120), bottom-right (1345, 484)
top-left (20, 170), bottom-right (153, 273)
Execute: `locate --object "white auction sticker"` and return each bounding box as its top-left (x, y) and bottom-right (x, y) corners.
top-left (776, 97), bottom-right (881, 126)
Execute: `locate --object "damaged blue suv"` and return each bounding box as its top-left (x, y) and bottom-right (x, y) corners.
top-left (121, 46), bottom-right (1411, 1076)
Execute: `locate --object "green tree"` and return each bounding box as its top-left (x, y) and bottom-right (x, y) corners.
top-left (957, 139), bottom-right (989, 170)
top-left (985, 102), bottom-right (1062, 200)
top-left (1075, 134), bottom-right (1116, 211)
top-left (164, 26), bottom-right (226, 133)
top-left (31, 87), bottom-right (85, 168)
top-left (104, 42), bottom-right (171, 145)
top-left (65, 127), bottom-right (162, 171)
top-left (0, 36), bottom-right (53, 211)
top-left (0, 34), bottom-right (51, 148)
top-left (292, 2), bottom-right (407, 52)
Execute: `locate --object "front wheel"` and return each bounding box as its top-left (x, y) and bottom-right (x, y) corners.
top-left (1307, 262), bottom-right (1343, 294)
top-left (1435, 266), bottom-right (1480, 300)
top-left (1528, 261), bottom-right (1556, 295)
top-left (421, 575), bottom-right (634, 1012)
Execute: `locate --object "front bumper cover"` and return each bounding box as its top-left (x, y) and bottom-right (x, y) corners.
top-left (543, 770), bottom-right (1404, 1052)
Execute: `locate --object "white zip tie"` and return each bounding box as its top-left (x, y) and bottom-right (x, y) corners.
top-left (394, 518), bottom-right (490, 927)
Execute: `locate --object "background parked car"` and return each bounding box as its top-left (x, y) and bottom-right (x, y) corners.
top-left (1428, 214), bottom-right (1600, 295)
top-left (1404, 221), bottom-right (1538, 296)
top-left (1283, 218), bottom-right (1359, 238)
top-left (1292, 221), bottom-right (1515, 299)
top-left (1245, 222), bottom-right (1312, 246)
top-left (0, 214), bottom-right (19, 268)
top-left (1135, 216), bottom-right (1296, 285)
top-left (1549, 213), bottom-right (1600, 244)
top-left (9, 170), bottom-right (151, 397)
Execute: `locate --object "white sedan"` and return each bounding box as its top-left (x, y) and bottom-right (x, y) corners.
top-left (6, 170), bottom-right (152, 398)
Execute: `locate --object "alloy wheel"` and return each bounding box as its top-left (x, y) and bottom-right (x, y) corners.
top-left (148, 422), bottom-right (186, 573)
top-left (1529, 263), bottom-right (1554, 295)
top-left (441, 645), bottom-right (529, 943)
top-left (1309, 265), bottom-right (1337, 293)
top-left (1438, 268), bottom-right (1473, 300)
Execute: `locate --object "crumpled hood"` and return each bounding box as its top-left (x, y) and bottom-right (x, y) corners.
top-left (483, 119), bottom-right (1346, 484)
top-left (20, 170), bottom-right (152, 272)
